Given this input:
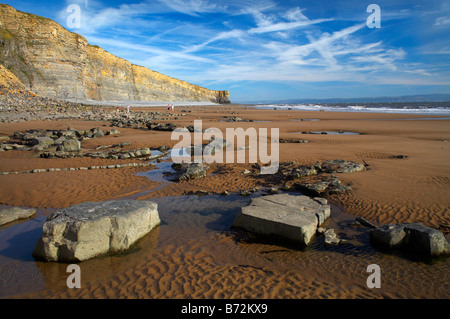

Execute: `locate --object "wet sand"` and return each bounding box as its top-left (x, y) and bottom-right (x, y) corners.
top-left (0, 105), bottom-right (449, 299)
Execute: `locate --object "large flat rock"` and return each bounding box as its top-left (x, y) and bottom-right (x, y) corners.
top-left (33, 200), bottom-right (160, 262)
top-left (232, 194), bottom-right (330, 246)
top-left (0, 207), bottom-right (36, 226)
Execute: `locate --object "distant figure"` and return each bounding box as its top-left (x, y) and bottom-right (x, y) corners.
top-left (167, 104), bottom-right (171, 111)
top-left (116, 106), bottom-right (120, 114)
top-left (126, 105), bottom-right (130, 114)
top-left (171, 104), bottom-right (174, 111)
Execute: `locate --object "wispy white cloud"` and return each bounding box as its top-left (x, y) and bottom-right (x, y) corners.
top-left (157, 0), bottom-right (228, 16)
top-left (248, 18), bottom-right (332, 34)
top-left (434, 16), bottom-right (450, 26)
top-left (182, 30), bottom-right (247, 53)
top-left (54, 0), bottom-right (449, 98)
top-left (86, 36), bottom-right (215, 64)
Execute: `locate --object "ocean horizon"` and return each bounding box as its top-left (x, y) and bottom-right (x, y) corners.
top-left (246, 102), bottom-right (450, 115)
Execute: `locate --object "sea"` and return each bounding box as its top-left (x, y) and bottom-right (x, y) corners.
top-left (247, 102), bottom-right (450, 115)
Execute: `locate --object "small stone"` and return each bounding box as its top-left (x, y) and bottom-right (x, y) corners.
top-left (324, 237), bottom-right (340, 245)
top-left (106, 129), bottom-right (120, 135)
top-left (356, 217), bottom-right (377, 229)
top-left (240, 190), bottom-right (251, 197)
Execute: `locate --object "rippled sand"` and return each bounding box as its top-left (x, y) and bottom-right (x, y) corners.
top-left (1, 195), bottom-right (448, 299)
top-left (0, 106), bottom-right (449, 299)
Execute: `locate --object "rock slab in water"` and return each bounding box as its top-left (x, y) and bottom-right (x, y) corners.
top-left (0, 207), bottom-right (36, 225)
top-left (232, 194), bottom-right (330, 246)
top-left (33, 200), bottom-right (160, 262)
top-left (370, 223), bottom-right (449, 256)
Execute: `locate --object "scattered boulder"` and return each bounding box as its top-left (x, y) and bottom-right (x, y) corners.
top-left (158, 145), bottom-right (170, 152)
top-left (278, 138), bottom-right (309, 143)
top-left (178, 162), bottom-right (209, 181)
top-left (223, 116), bottom-right (251, 122)
top-left (240, 190), bottom-right (252, 197)
top-left (187, 190), bottom-right (211, 196)
top-left (232, 194), bottom-right (331, 246)
top-left (295, 175), bottom-right (351, 196)
top-left (150, 123), bottom-right (177, 131)
top-left (57, 139), bottom-right (81, 152)
top-left (54, 136), bottom-right (67, 145)
top-left (32, 200), bottom-right (160, 262)
top-left (265, 187), bottom-right (280, 195)
top-left (370, 223), bottom-right (449, 256)
top-left (324, 228), bottom-right (340, 245)
top-left (292, 165), bottom-right (317, 178)
top-left (30, 137), bottom-right (54, 149)
top-left (91, 128), bottom-right (105, 138)
top-left (105, 129), bottom-right (120, 135)
top-left (317, 159), bottom-right (365, 174)
top-left (0, 207), bottom-right (36, 226)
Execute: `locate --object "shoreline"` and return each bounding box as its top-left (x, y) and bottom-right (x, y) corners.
top-left (64, 99), bottom-right (221, 107)
top-left (0, 104), bottom-right (449, 298)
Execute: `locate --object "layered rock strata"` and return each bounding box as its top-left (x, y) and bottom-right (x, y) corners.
top-left (0, 4), bottom-right (229, 103)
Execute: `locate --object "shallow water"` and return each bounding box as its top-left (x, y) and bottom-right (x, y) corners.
top-left (0, 156), bottom-right (448, 298)
top-left (0, 192), bottom-right (448, 299)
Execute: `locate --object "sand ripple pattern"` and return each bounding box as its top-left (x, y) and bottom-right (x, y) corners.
top-left (28, 226), bottom-right (449, 299)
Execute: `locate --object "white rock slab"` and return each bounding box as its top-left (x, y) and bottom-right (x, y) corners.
top-left (232, 194), bottom-right (330, 246)
top-left (33, 200), bottom-right (160, 262)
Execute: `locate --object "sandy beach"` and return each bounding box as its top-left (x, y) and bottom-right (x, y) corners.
top-left (0, 104), bottom-right (449, 299)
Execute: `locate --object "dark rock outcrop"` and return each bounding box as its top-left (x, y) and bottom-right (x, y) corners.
top-left (370, 223), bottom-right (449, 256)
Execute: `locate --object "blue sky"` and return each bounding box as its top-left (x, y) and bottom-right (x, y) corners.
top-left (4, 0), bottom-right (450, 102)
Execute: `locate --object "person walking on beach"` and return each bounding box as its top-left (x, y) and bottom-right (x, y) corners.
top-left (167, 104), bottom-right (171, 111)
top-left (171, 104), bottom-right (174, 111)
top-left (116, 106), bottom-right (120, 114)
top-left (126, 105), bottom-right (130, 114)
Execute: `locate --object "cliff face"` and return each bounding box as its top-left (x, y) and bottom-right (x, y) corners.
top-left (0, 4), bottom-right (230, 103)
top-left (0, 63), bottom-right (26, 90)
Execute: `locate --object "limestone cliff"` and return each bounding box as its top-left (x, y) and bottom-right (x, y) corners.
top-left (0, 4), bottom-right (230, 103)
top-left (0, 62), bottom-right (26, 90)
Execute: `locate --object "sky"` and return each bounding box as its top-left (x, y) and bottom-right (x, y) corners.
top-left (3, 0), bottom-right (450, 102)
